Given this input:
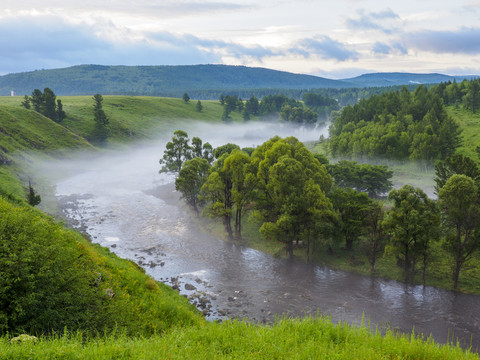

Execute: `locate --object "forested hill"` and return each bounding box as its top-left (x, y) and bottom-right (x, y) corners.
top-left (1, 64), bottom-right (477, 98)
top-left (343, 72), bottom-right (478, 88)
top-left (0, 65), bottom-right (351, 97)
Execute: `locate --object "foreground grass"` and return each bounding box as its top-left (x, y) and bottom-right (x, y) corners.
top-left (1, 317), bottom-right (477, 360)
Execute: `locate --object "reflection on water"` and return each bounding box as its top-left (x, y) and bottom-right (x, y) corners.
top-left (39, 124), bottom-right (480, 352)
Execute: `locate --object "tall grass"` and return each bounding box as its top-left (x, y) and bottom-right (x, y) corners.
top-left (0, 317), bottom-right (477, 359)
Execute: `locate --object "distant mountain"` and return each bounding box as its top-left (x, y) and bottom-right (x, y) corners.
top-left (0, 64), bottom-right (352, 97)
top-left (342, 72), bottom-right (479, 88)
top-left (0, 65), bottom-right (477, 98)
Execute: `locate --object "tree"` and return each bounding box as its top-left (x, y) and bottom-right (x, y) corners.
top-left (438, 174), bottom-right (480, 290)
top-left (56, 99), bottom-right (66, 123)
top-left (328, 160), bottom-right (393, 197)
top-left (21, 95), bottom-right (30, 109)
top-left (27, 181), bottom-right (41, 207)
top-left (434, 154), bottom-right (480, 194)
top-left (183, 93), bottom-right (190, 103)
top-left (30, 89), bottom-right (43, 112)
top-left (196, 100), bottom-right (202, 112)
top-left (201, 154), bottom-right (235, 239)
top-left (223, 150), bottom-right (255, 239)
top-left (361, 201), bottom-right (387, 273)
top-left (175, 158), bottom-right (210, 215)
top-left (383, 185), bottom-right (440, 283)
top-left (42, 88), bottom-right (57, 121)
top-left (92, 94), bottom-right (109, 143)
top-left (159, 130), bottom-right (192, 173)
top-left (330, 187), bottom-right (371, 251)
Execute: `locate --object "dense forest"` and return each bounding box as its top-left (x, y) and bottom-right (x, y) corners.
top-left (329, 85), bottom-right (462, 161)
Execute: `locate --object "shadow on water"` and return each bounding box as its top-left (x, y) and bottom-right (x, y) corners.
top-left (34, 121), bottom-right (480, 352)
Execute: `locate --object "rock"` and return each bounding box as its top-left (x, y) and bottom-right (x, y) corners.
top-left (185, 283), bottom-right (196, 291)
top-left (105, 288), bottom-right (115, 298)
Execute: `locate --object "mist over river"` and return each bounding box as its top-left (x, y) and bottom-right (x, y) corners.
top-left (39, 121), bottom-right (479, 351)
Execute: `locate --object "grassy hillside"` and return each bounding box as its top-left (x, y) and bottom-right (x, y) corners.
top-left (0, 196), bottom-right (202, 336)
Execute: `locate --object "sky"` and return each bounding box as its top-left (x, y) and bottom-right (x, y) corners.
top-left (1, 0), bottom-right (480, 78)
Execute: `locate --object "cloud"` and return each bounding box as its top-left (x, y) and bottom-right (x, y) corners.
top-left (404, 27), bottom-right (480, 54)
top-left (372, 42), bottom-right (391, 54)
top-left (346, 8), bottom-right (399, 34)
top-left (291, 36), bottom-right (358, 61)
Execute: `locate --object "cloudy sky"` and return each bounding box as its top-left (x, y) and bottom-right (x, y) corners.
top-left (1, 0), bottom-right (480, 78)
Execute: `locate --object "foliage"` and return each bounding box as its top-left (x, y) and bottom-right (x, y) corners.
top-left (329, 86), bottom-right (462, 161)
top-left (21, 88), bottom-right (65, 123)
top-left (383, 185), bottom-right (440, 282)
top-left (26, 181), bottom-right (41, 206)
top-left (175, 158), bottom-right (211, 215)
top-left (434, 154), bottom-right (480, 194)
top-left (329, 187), bottom-right (371, 251)
top-left (182, 93), bottom-right (190, 103)
top-left (91, 94), bottom-right (109, 144)
top-left (328, 160), bottom-right (393, 197)
top-left (438, 174), bottom-right (480, 289)
top-left (195, 99), bottom-right (202, 112)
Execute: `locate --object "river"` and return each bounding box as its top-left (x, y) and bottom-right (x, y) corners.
top-left (41, 121), bottom-right (479, 351)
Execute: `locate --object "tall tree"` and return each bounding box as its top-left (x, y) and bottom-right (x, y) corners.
top-left (26, 181), bottom-right (41, 207)
top-left (175, 158), bottom-right (211, 216)
top-left (183, 93), bottom-right (190, 103)
top-left (361, 201), bottom-right (387, 273)
top-left (330, 187), bottom-right (371, 251)
top-left (438, 174), bottom-right (480, 290)
top-left (159, 130), bottom-right (192, 173)
top-left (92, 94), bottom-right (109, 143)
top-left (434, 154), bottom-right (480, 194)
top-left (196, 100), bottom-right (202, 112)
top-left (383, 185), bottom-right (440, 283)
top-left (42, 88), bottom-right (57, 121)
top-left (56, 99), bottom-right (66, 123)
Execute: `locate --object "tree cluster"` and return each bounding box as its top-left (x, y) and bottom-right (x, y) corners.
top-left (163, 132), bottom-right (480, 290)
top-left (21, 88), bottom-right (66, 123)
top-left (91, 94), bottom-right (109, 144)
top-left (329, 86), bottom-right (462, 161)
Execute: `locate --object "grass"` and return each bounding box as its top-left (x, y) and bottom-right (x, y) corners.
top-left (447, 106), bottom-right (480, 161)
top-left (0, 316), bottom-right (477, 359)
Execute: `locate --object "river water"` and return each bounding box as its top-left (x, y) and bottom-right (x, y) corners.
top-left (42, 122), bottom-right (479, 351)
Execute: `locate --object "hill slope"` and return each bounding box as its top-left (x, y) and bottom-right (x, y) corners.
top-left (344, 72), bottom-right (478, 87)
top-left (0, 64), bottom-right (352, 97)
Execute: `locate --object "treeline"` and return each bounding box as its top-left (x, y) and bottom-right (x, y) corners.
top-left (329, 85), bottom-right (462, 161)
top-left (434, 78), bottom-right (480, 113)
top-left (218, 93), bottom-right (339, 125)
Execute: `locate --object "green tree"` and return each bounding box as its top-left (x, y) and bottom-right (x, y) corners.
top-left (223, 150), bottom-right (255, 239)
top-left (183, 93), bottom-right (190, 103)
top-left (56, 99), bottom-right (66, 123)
top-left (92, 94), bottom-right (109, 143)
top-left (330, 187), bottom-right (371, 251)
top-left (30, 89), bottom-right (43, 112)
top-left (21, 95), bottom-right (30, 109)
top-left (434, 154), bottom-right (480, 194)
top-left (26, 181), bottom-right (41, 207)
top-left (159, 130), bottom-right (192, 173)
top-left (361, 201), bottom-right (387, 273)
top-left (383, 185), bottom-right (440, 283)
top-left (328, 160), bottom-right (393, 198)
top-left (42, 88), bottom-right (57, 121)
top-left (438, 174), bottom-right (480, 290)
top-left (175, 158), bottom-right (211, 215)
top-left (196, 100), bottom-right (202, 112)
